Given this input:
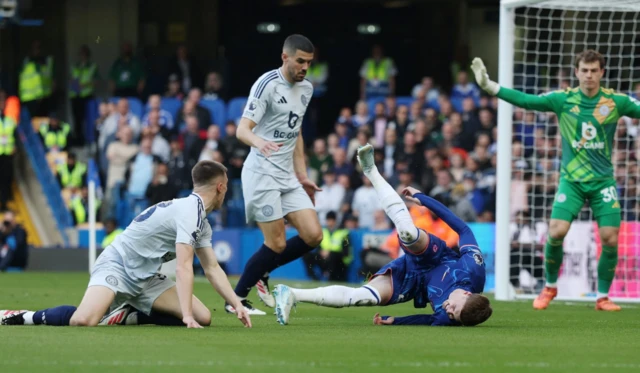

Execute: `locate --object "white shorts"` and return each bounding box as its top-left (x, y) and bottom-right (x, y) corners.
top-left (87, 247), bottom-right (175, 315)
top-left (242, 167), bottom-right (315, 223)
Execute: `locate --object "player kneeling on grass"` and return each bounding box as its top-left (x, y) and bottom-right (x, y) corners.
top-left (272, 144), bottom-right (492, 327)
top-left (1, 160), bottom-right (251, 329)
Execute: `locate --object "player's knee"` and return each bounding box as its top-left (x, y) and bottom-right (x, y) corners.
top-left (198, 310), bottom-right (212, 327)
top-left (266, 238), bottom-right (287, 252)
top-left (69, 313), bottom-right (97, 327)
top-left (548, 220), bottom-right (569, 240)
top-left (305, 228), bottom-right (323, 248)
top-left (600, 230), bottom-right (619, 248)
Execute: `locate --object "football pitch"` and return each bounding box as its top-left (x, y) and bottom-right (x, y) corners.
top-left (1, 273), bottom-right (639, 373)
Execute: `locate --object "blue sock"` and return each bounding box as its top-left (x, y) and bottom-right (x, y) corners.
top-left (234, 244), bottom-right (280, 298)
top-left (277, 235), bottom-right (316, 267)
top-left (137, 311), bottom-right (185, 326)
top-left (33, 305), bottom-right (77, 326)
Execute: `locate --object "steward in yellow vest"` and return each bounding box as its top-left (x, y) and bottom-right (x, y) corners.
top-left (20, 41), bottom-right (55, 117)
top-left (359, 45), bottom-right (397, 99)
top-left (101, 219), bottom-right (123, 248)
top-left (56, 153), bottom-right (87, 189)
top-left (69, 186), bottom-right (101, 225)
top-left (70, 46), bottom-right (99, 148)
top-left (39, 114), bottom-right (70, 151)
top-left (303, 211), bottom-right (352, 282)
top-left (0, 111), bottom-right (17, 210)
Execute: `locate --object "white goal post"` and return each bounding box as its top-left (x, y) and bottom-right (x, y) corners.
top-left (496, 0), bottom-right (640, 301)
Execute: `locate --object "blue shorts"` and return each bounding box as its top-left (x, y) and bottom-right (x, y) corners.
top-left (372, 233), bottom-right (457, 308)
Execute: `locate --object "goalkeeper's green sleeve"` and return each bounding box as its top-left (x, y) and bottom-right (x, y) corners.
top-left (496, 86), bottom-right (562, 113)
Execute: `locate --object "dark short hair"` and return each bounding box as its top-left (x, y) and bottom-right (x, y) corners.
top-left (575, 49), bottom-right (605, 69)
top-left (284, 34), bottom-right (314, 55)
top-left (191, 160), bottom-right (227, 187)
top-left (326, 211), bottom-right (337, 221)
top-left (459, 294), bottom-right (493, 326)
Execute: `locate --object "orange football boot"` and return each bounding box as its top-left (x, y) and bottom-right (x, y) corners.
top-left (533, 286), bottom-right (557, 310)
top-left (595, 297), bottom-right (621, 311)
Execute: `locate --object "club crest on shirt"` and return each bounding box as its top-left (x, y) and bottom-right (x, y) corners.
top-left (106, 275), bottom-right (119, 286)
top-left (301, 94), bottom-right (308, 106)
top-left (599, 105), bottom-right (610, 116)
top-left (473, 252), bottom-right (484, 265)
top-left (249, 101), bottom-right (257, 111)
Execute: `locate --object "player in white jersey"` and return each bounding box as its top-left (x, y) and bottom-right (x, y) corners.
top-left (2, 161), bottom-right (251, 328)
top-left (225, 34), bottom-right (324, 315)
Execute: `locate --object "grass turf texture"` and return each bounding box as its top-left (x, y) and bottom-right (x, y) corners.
top-left (0, 272), bottom-right (639, 373)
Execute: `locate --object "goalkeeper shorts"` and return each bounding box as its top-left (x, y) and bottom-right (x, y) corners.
top-left (551, 178), bottom-right (621, 227)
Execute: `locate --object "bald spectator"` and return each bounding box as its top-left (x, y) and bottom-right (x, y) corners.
top-left (99, 98), bottom-right (141, 151)
top-left (203, 71), bottom-right (226, 101)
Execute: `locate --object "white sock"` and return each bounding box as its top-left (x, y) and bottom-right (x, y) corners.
top-left (291, 285), bottom-right (380, 308)
top-left (363, 166), bottom-right (419, 244)
top-left (23, 311), bottom-right (35, 325)
top-left (597, 292), bottom-right (609, 300)
top-left (546, 282), bottom-right (557, 288)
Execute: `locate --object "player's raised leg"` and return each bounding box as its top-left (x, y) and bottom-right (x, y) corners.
top-left (357, 144), bottom-right (428, 253)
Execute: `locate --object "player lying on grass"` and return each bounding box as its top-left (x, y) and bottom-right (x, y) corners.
top-left (272, 144), bottom-right (493, 326)
top-left (471, 50), bottom-right (640, 311)
top-left (1, 160), bottom-right (251, 328)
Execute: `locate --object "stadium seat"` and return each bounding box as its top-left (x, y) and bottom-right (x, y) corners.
top-left (109, 97), bottom-right (144, 118)
top-left (426, 98), bottom-right (440, 112)
top-left (395, 96), bottom-right (414, 108)
top-left (226, 97), bottom-right (247, 123)
top-left (160, 97), bottom-right (182, 121)
top-left (199, 99), bottom-right (226, 130)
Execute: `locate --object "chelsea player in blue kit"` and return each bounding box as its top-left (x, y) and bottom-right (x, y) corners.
top-left (273, 144), bottom-right (492, 327)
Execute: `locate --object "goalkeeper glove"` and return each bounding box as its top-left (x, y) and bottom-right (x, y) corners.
top-left (470, 58), bottom-right (500, 96)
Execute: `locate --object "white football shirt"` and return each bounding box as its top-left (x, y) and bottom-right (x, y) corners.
top-left (110, 193), bottom-right (212, 280)
top-left (242, 68), bottom-right (313, 176)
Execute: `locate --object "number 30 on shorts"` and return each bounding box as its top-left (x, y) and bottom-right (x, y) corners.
top-left (600, 186), bottom-right (618, 202)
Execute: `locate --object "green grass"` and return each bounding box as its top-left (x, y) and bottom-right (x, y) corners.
top-left (1, 272), bottom-right (639, 373)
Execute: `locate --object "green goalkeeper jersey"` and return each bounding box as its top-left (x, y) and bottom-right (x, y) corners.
top-left (497, 86), bottom-right (640, 182)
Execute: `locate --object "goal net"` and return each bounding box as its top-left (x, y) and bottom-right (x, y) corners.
top-left (498, 0), bottom-right (640, 301)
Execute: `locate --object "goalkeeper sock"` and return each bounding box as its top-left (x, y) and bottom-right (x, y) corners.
top-left (291, 285), bottom-right (381, 308)
top-left (597, 245), bottom-right (618, 296)
top-left (363, 165), bottom-right (419, 245)
top-left (31, 305), bottom-right (77, 326)
top-left (544, 236), bottom-right (564, 284)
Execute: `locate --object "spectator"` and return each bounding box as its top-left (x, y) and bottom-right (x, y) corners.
top-left (395, 132), bottom-right (422, 177)
top-left (108, 41), bottom-right (145, 97)
top-left (99, 98), bottom-right (141, 151)
top-left (352, 175), bottom-right (381, 229)
top-left (449, 153), bottom-right (466, 183)
top-left (308, 138), bottom-right (334, 186)
top-left (382, 128), bottom-right (397, 178)
top-left (142, 94), bottom-right (175, 135)
top-left (167, 138), bottom-right (191, 191)
top-left (353, 100), bottom-right (371, 128)
top-left (430, 169), bottom-right (454, 197)
top-left (69, 45), bottom-right (99, 147)
top-left (38, 113), bottom-right (71, 152)
top-left (371, 209), bottom-right (390, 231)
top-left (331, 147), bottom-right (353, 177)
top-left (303, 211), bottom-right (351, 282)
top-left (0, 91), bottom-right (16, 211)
top-left (125, 137), bottom-right (162, 198)
top-left (100, 218), bottom-right (123, 248)
top-left (56, 153), bottom-right (87, 189)
top-left (315, 170), bottom-right (346, 226)
top-left (371, 102), bottom-right (388, 146)
top-left (145, 163), bottom-right (178, 205)
top-left (360, 44), bottom-right (397, 100)
top-left (334, 122), bottom-right (350, 149)
top-left (411, 76), bottom-right (439, 101)
top-left (336, 107), bottom-right (353, 127)
top-left (451, 70), bottom-right (480, 102)
top-left (227, 147), bottom-right (248, 180)
top-left (449, 183), bottom-right (478, 223)
top-left (387, 105), bottom-right (410, 143)
top-left (164, 74), bottom-right (184, 101)
top-left (347, 126), bottom-right (375, 161)
top-left (169, 45), bottom-right (202, 93)
top-left (306, 46), bottom-right (329, 98)
top-left (143, 122), bottom-right (170, 163)
top-left (199, 125), bottom-right (222, 162)
top-left (177, 88), bottom-right (211, 130)
top-left (220, 121), bottom-right (248, 164)
top-left (105, 126), bottom-right (139, 191)
top-left (337, 174), bottom-right (355, 219)
top-left (0, 211), bottom-right (28, 271)
top-left (181, 115), bottom-right (206, 170)
top-left (202, 71), bottom-right (226, 101)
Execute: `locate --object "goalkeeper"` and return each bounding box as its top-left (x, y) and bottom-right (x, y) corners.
top-left (471, 50), bottom-right (640, 311)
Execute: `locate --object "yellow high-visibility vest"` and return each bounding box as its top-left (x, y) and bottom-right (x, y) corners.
top-left (0, 116), bottom-right (16, 156)
top-left (19, 61), bottom-right (44, 102)
top-left (365, 58), bottom-right (392, 82)
top-left (69, 62), bottom-right (97, 98)
top-left (39, 121), bottom-right (70, 150)
top-left (57, 162), bottom-right (87, 188)
top-left (320, 228), bottom-right (352, 265)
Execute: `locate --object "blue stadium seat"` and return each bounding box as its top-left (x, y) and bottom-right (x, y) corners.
top-left (109, 97), bottom-right (144, 118)
top-left (226, 97), bottom-right (247, 123)
top-left (199, 99), bottom-right (226, 129)
top-left (426, 98), bottom-right (440, 112)
top-left (395, 96), bottom-right (414, 108)
top-left (160, 97), bottom-right (182, 121)
top-left (450, 97), bottom-right (464, 112)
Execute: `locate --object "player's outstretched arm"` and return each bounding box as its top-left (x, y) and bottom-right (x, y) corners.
top-left (175, 243), bottom-right (201, 328)
top-left (402, 187), bottom-right (478, 248)
top-left (195, 247), bottom-right (252, 328)
top-left (373, 313), bottom-right (441, 326)
top-left (471, 57), bottom-right (559, 113)
top-left (237, 118), bottom-right (281, 157)
top-left (618, 94), bottom-right (640, 119)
